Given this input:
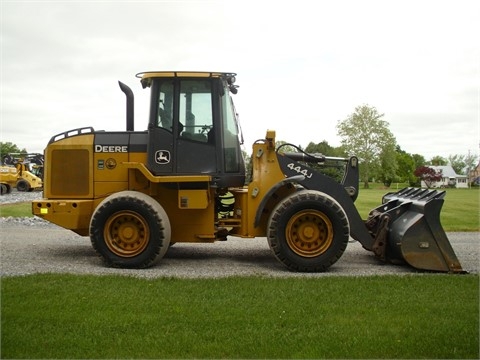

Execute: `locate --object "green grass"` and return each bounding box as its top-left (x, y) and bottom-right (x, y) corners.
top-left (0, 201), bottom-right (33, 217)
top-left (438, 188), bottom-right (480, 231)
top-left (1, 274), bottom-right (478, 359)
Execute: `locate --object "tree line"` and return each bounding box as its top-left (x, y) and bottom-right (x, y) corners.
top-left (278, 104), bottom-right (478, 188)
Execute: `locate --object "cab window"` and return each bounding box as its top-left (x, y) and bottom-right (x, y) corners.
top-left (157, 80), bottom-right (174, 132)
top-left (179, 80), bottom-right (213, 143)
top-left (221, 89), bottom-right (241, 172)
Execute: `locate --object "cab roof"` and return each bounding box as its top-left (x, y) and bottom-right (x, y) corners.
top-left (136, 71), bottom-right (236, 79)
top-left (136, 71), bottom-right (237, 89)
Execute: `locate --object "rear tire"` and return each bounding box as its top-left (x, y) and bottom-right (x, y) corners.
top-left (90, 191), bottom-right (171, 268)
top-left (267, 190), bottom-right (349, 272)
top-left (0, 184), bottom-right (8, 195)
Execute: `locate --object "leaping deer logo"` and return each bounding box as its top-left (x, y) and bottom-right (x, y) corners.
top-left (155, 150), bottom-right (171, 164)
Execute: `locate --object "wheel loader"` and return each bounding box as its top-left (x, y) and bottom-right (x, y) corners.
top-left (32, 71), bottom-right (464, 273)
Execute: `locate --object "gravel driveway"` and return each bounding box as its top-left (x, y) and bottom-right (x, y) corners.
top-left (1, 190), bottom-right (478, 278)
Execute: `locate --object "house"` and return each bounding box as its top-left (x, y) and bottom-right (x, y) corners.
top-left (421, 165), bottom-right (468, 189)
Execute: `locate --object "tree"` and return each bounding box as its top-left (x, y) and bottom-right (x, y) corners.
top-left (375, 142), bottom-right (398, 186)
top-left (305, 141), bottom-right (347, 183)
top-left (448, 154), bottom-right (466, 175)
top-left (414, 166), bottom-right (443, 188)
top-left (411, 153), bottom-right (426, 170)
top-left (336, 104), bottom-right (396, 188)
top-left (448, 153), bottom-right (479, 176)
top-left (464, 152), bottom-right (478, 171)
top-left (429, 156), bottom-right (447, 166)
top-left (304, 140), bottom-right (346, 158)
top-left (395, 147), bottom-right (417, 186)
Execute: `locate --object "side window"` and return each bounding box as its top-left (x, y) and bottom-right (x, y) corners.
top-left (179, 80), bottom-right (213, 143)
top-left (157, 80), bottom-right (174, 131)
top-left (222, 91), bottom-right (241, 172)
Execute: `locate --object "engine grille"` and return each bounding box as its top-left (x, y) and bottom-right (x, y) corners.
top-left (50, 149), bottom-right (90, 196)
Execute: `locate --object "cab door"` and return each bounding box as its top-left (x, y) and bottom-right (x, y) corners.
top-left (176, 79), bottom-right (217, 174)
top-left (147, 78), bottom-right (175, 175)
top-left (147, 77), bottom-right (217, 176)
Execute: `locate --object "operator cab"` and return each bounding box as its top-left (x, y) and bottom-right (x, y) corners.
top-left (138, 72), bottom-right (245, 188)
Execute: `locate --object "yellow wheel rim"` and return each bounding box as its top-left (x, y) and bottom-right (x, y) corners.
top-left (104, 211), bottom-right (150, 257)
top-left (285, 209), bottom-right (334, 257)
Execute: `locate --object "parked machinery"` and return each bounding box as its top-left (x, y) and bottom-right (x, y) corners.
top-left (1, 153), bottom-right (43, 194)
top-left (0, 165), bottom-right (18, 195)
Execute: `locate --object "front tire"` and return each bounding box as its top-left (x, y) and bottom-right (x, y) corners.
top-left (90, 191), bottom-right (171, 268)
top-left (16, 179), bottom-right (30, 192)
top-left (267, 190), bottom-right (349, 272)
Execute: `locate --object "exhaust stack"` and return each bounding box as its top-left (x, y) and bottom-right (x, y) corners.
top-left (118, 81), bottom-right (134, 131)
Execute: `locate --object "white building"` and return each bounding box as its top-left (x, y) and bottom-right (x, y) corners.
top-left (421, 165), bottom-right (468, 189)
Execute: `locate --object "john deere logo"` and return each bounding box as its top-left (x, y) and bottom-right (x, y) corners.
top-left (155, 150), bottom-right (171, 164)
top-left (105, 158), bottom-right (117, 170)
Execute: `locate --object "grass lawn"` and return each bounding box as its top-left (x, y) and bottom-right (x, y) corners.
top-left (1, 274), bottom-right (478, 359)
top-left (0, 201), bottom-right (32, 217)
top-left (1, 186), bottom-right (479, 359)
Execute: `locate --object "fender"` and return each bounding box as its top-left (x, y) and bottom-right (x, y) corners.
top-left (254, 174), bottom-right (305, 227)
top-left (276, 153), bottom-right (375, 249)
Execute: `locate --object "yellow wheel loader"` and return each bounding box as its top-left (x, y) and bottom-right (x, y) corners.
top-left (32, 72), bottom-right (464, 272)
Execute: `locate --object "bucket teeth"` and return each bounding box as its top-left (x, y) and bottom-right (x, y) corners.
top-left (383, 187), bottom-right (445, 203)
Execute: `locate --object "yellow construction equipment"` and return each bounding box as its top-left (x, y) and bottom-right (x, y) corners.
top-left (1, 153), bottom-right (43, 194)
top-left (0, 166), bottom-right (17, 195)
top-left (32, 72), bottom-right (464, 273)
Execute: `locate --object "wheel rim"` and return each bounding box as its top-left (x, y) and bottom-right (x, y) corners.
top-left (104, 211), bottom-right (150, 257)
top-left (285, 209), bottom-right (334, 257)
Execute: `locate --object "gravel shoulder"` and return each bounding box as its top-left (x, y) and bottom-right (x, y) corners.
top-left (0, 189), bottom-right (43, 205)
top-left (1, 190), bottom-right (478, 278)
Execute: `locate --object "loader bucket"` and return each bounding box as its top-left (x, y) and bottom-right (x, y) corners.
top-left (366, 188), bottom-right (464, 273)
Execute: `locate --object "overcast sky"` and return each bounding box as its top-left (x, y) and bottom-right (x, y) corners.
top-left (1, 0), bottom-right (479, 161)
